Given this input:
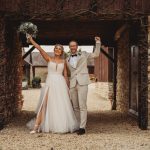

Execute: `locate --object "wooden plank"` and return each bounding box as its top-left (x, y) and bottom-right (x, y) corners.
top-left (112, 45), bottom-right (117, 110)
top-left (100, 48), bottom-right (114, 63)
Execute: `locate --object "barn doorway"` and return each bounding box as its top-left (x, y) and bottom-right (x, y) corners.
top-left (20, 20), bottom-right (133, 120)
top-left (21, 20), bottom-right (118, 113)
top-left (1, 19), bottom-right (148, 130)
top-left (22, 46), bottom-right (113, 108)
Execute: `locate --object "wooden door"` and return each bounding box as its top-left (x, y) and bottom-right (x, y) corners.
top-left (94, 47), bottom-right (114, 82)
top-left (129, 45), bottom-right (139, 116)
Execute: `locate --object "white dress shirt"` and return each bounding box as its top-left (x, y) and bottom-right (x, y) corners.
top-left (69, 54), bottom-right (80, 68)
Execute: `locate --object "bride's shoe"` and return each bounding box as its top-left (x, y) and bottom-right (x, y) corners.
top-left (30, 125), bottom-right (40, 134)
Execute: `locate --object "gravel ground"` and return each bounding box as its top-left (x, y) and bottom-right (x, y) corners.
top-left (0, 83), bottom-right (150, 150)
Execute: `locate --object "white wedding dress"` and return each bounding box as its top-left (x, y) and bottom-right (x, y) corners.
top-left (26, 61), bottom-right (79, 133)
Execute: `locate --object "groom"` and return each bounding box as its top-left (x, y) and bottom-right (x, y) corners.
top-left (66, 36), bottom-right (101, 135)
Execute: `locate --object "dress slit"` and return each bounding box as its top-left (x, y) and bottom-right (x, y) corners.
top-left (36, 87), bottom-right (49, 127)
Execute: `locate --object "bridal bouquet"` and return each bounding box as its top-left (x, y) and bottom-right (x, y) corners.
top-left (18, 22), bottom-right (38, 43)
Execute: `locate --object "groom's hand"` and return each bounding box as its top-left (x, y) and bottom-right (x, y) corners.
top-left (95, 36), bottom-right (101, 42)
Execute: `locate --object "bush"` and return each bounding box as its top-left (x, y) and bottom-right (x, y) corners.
top-left (22, 76), bottom-right (28, 82)
top-left (32, 76), bottom-right (41, 88)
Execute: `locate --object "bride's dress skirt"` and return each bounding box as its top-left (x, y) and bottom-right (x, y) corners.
top-left (26, 73), bottom-right (79, 133)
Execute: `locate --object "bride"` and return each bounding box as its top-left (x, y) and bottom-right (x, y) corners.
top-left (26, 35), bottom-right (79, 134)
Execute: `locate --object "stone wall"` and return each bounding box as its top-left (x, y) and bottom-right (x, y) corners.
top-left (94, 82), bottom-right (113, 103)
top-left (0, 16), bottom-right (6, 125)
top-left (0, 18), bottom-right (23, 124)
top-left (137, 17), bottom-right (148, 129)
top-left (116, 30), bottom-right (130, 112)
top-left (148, 16), bottom-right (150, 127)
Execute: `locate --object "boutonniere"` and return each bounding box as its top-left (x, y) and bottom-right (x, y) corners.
top-left (66, 48), bottom-right (82, 57)
top-left (77, 48), bottom-right (82, 56)
top-left (65, 51), bottom-right (71, 58)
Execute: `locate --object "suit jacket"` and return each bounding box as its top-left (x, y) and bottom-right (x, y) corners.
top-left (66, 42), bottom-right (101, 88)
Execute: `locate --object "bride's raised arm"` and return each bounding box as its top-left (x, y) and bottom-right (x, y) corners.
top-left (27, 35), bottom-right (51, 62)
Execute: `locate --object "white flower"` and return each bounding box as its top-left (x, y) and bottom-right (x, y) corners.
top-left (18, 22), bottom-right (38, 38)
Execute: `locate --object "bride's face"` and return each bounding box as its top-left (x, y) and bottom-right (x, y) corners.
top-left (54, 45), bottom-right (63, 56)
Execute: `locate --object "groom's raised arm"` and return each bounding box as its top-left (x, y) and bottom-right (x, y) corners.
top-left (85, 36), bottom-right (101, 59)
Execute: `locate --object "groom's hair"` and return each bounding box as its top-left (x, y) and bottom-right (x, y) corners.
top-left (69, 40), bottom-right (78, 46)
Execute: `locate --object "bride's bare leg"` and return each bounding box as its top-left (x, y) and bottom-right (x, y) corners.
top-left (30, 89), bottom-right (49, 133)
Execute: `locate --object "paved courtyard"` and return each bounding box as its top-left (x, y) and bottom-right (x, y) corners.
top-left (0, 83), bottom-right (150, 150)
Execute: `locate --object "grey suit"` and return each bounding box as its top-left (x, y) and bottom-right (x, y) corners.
top-left (66, 41), bottom-right (101, 128)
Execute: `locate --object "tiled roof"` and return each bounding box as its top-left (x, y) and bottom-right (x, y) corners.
top-left (24, 52), bottom-right (54, 66)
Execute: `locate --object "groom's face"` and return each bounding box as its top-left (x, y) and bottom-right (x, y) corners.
top-left (69, 41), bottom-right (78, 54)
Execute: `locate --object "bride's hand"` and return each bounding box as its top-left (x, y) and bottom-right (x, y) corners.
top-left (26, 33), bottom-right (33, 43)
top-left (26, 33), bottom-right (32, 41)
top-left (66, 79), bottom-right (70, 88)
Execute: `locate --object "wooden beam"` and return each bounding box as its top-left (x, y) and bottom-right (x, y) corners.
top-left (32, 66), bottom-right (35, 78)
top-left (100, 47), bottom-right (114, 63)
top-left (22, 46), bottom-right (35, 59)
top-left (112, 45), bottom-right (117, 110)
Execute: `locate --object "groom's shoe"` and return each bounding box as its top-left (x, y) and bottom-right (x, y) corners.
top-left (77, 128), bottom-right (85, 135)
